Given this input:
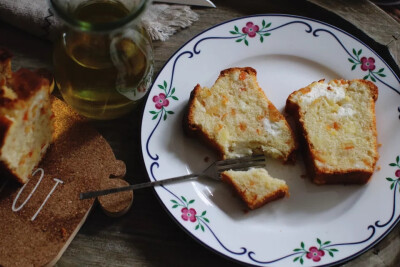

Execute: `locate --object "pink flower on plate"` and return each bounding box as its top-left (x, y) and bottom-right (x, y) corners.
top-left (306, 246), bottom-right (325, 262)
top-left (242, 22), bottom-right (259, 38)
top-left (181, 207), bottom-right (197, 222)
top-left (395, 169), bottom-right (400, 177)
top-left (152, 93), bottom-right (169, 109)
top-left (361, 57), bottom-right (376, 71)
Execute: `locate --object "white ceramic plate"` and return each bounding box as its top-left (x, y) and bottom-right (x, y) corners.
top-left (141, 15), bottom-right (400, 266)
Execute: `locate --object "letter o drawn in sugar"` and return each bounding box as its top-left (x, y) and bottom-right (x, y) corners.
top-left (12, 168), bottom-right (45, 212)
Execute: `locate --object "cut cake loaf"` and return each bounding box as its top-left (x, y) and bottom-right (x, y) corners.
top-left (285, 79), bottom-right (379, 185)
top-left (0, 48), bottom-right (54, 184)
top-left (221, 168), bottom-right (289, 209)
top-left (184, 67), bottom-right (296, 161)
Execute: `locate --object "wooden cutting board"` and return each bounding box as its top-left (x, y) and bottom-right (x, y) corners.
top-left (0, 97), bottom-right (133, 266)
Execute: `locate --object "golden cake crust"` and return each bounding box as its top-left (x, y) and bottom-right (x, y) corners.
top-left (184, 84), bottom-right (226, 159)
top-left (183, 67), bottom-right (297, 161)
top-left (221, 169), bottom-right (289, 209)
top-left (0, 69), bottom-right (52, 109)
top-left (285, 79), bottom-right (379, 185)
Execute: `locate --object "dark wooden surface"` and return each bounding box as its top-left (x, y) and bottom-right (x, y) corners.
top-left (0, 0), bottom-right (399, 266)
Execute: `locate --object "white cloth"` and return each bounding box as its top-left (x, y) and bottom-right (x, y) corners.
top-left (0, 0), bottom-right (199, 41)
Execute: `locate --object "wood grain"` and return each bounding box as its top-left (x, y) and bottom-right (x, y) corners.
top-left (0, 0), bottom-right (399, 266)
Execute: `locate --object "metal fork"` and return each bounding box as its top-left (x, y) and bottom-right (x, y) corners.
top-left (79, 154), bottom-right (266, 200)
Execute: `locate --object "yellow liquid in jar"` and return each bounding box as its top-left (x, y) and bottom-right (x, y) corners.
top-left (53, 0), bottom-right (149, 120)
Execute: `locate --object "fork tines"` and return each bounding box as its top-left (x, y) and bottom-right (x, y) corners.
top-left (216, 154), bottom-right (266, 172)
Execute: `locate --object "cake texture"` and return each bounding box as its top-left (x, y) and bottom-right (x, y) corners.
top-left (221, 168), bottom-right (289, 209)
top-left (285, 79), bottom-right (379, 185)
top-left (0, 48), bottom-right (54, 184)
top-left (184, 67), bottom-right (296, 161)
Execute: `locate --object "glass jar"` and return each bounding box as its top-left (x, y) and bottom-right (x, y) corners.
top-left (50, 0), bottom-right (154, 120)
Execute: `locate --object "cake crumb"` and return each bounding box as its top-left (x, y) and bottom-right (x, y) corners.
top-left (378, 143), bottom-right (382, 148)
top-left (61, 227), bottom-right (68, 239)
top-left (376, 166), bottom-right (381, 171)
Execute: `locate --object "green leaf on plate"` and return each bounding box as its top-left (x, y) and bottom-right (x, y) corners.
top-left (348, 58), bottom-right (355, 63)
top-left (293, 257), bottom-right (299, 262)
top-left (152, 114), bottom-right (158, 120)
top-left (266, 22), bottom-right (271, 28)
top-left (262, 20), bottom-right (266, 27)
top-left (201, 211), bottom-right (207, 216)
top-left (301, 242), bottom-right (305, 249)
top-left (370, 75), bottom-right (376, 82)
top-left (387, 177), bottom-right (394, 181)
top-left (149, 111), bottom-right (156, 114)
top-left (329, 251), bottom-right (334, 257)
top-left (181, 196), bottom-right (187, 202)
top-left (230, 31), bottom-right (238, 34)
top-left (351, 65), bottom-right (356, 71)
top-left (236, 38), bottom-right (243, 43)
top-left (234, 26), bottom-right (239, 32)
top-left (260, 35), bottom-right (264, 43)
top-left (244, 39), bottom-right (249, 46)
top-left (201, 224), bottom-right (205, 232)
top-left (171, 96), bottom-right (179, 100)
top-left (167, 111), bottom-right (174, 114)
top-left (389, 163), bottom-right (397, 166)
top-left (203, 217), bottom-right (210, 223)
top-left (172, 204), bottom-right (178, 208)
top-left (163, 81), bottom-right (167, 88)
top-left (158, 84), bottom-right (164, 89)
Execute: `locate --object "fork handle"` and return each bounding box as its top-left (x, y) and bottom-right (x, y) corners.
top-left (79, 173), bottom-right (200, 200)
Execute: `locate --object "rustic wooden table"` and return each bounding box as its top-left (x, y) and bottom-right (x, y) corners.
top-left (0, 0), bottom-right (399, 266)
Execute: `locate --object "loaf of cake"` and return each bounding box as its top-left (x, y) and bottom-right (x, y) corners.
top-left (184, 67), bottom-right (296, 161)
top-left (0, 48), bottom-right (54, 184)
top-left (285, 79), bottom-right (379, 184)
top-left (221, 168), bottom-right (289, 209)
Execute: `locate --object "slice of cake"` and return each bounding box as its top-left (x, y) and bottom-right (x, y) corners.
top-left (184, 67), bottom-right (296, 161)
top-left (285, 79), bottom-right (379, 184)
top-left (221, 168), bottom-right (289, 209)
top-left (0, 48), bottom-right (54, 184)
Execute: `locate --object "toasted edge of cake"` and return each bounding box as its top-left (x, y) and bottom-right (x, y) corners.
top-left (183, 67), bottom-right (297, 161)
top-left (285, 79), bottom-right (379, 185)
top-left (221, 168), bottom-right (289, 209)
